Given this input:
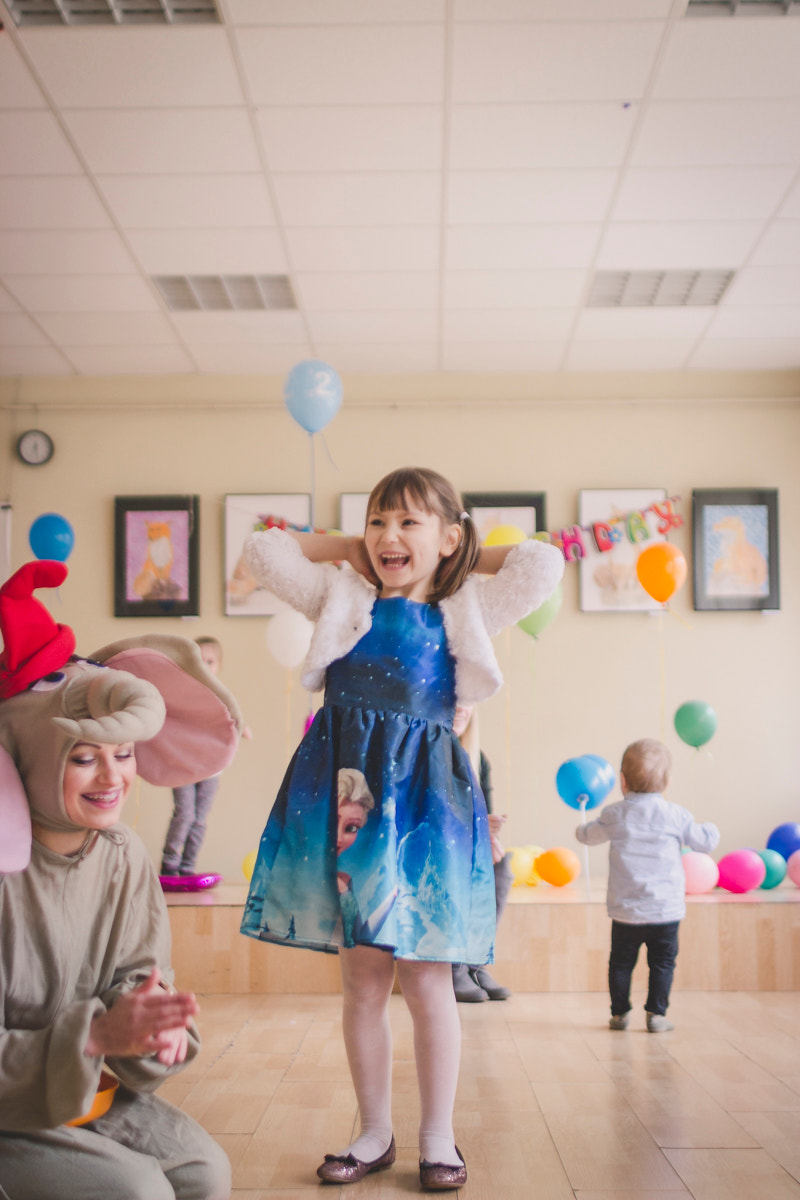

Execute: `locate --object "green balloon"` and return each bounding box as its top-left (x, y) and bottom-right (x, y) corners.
top-left (518, 582), bottom-right (563, 639)
top-left (674, 700), bottom-right (717, 748)
top-left (758, 849), bottom-right (787, 890)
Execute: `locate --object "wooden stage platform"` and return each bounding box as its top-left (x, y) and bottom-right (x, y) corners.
top-left (166, 882), bottom-right (800, 995)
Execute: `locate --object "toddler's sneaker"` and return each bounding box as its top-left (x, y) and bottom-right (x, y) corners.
top-left (608, 1014), bottom-right (629, 1030)
top-left (646, 1011), bottom-right (674, 1033)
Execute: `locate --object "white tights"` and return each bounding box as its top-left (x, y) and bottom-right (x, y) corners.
top-left (338, 946), bottom-right (461, 1167)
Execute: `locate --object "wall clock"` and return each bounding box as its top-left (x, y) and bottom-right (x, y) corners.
top-left (16, 430), bottom-right (55, 466)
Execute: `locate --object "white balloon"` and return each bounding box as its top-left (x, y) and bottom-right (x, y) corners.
top-left (266, 609), bottom-right (313, 669)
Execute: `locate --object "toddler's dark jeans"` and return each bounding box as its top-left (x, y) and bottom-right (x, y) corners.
top-left (608, 919), bottom-right (680, 1017)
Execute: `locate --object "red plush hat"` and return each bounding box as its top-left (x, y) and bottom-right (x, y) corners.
top-left (0, 561), bottom-right (76, 700)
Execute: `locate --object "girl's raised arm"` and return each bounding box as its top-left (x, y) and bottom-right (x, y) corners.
top-left (473, 544), bottom-right (522, 576)
top-left (289, 532), bottom-right (379, 585)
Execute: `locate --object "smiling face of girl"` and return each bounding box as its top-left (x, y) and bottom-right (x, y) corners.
top-left (364, 495), bottom-right (460, 603)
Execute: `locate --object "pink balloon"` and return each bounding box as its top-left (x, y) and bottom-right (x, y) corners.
top-left (683, 851), bottom-right (719, 895)
top-left (787, 849), bottom-right (800, 887)
top-left (717, 849), bottom-right (766, 894)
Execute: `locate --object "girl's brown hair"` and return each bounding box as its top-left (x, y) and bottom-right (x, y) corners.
top-left (366, 467), bottom-right (481, 603)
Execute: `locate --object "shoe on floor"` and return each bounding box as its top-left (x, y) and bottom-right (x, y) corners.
top-left (452, 963), bottom-right (487, 1003)
top-left (317, 1135), bottom-right (396, 1183)
top-left (419, 1146), bottom-right (467, 1191)
top-left (469, 966), bottom-right (511, 1001)
top-left (609, 1013), bottom-right (629, 1030)
top-left (646, 1011), bottom-right (674, 1033)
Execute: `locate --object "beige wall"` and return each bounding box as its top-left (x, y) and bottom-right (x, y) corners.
top-left (2, 372), bottom-right (799, 885)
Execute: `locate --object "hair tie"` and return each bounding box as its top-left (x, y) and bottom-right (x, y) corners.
top-left (459, 511), bottom-right (469, 521)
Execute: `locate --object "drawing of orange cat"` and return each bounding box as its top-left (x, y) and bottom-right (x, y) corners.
top-left (711, 515), bottom-right (767, 588)
top-left (134, 520), bottom-right (174, 598)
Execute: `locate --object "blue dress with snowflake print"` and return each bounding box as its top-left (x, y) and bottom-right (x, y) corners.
top-left (240, 596), bottom-right (496, 963)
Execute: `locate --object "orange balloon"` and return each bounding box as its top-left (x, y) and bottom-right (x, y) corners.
top-left (534, 847), bottom-right (581, 887)
top-left (635, 543), bottom-right (687, 604)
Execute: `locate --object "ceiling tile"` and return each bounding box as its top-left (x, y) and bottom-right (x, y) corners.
top-left (0, 112), bottom-right (82, 176)
top-left (97, 175), bottom-right (276, 230)
top-left (612, 168), bottom-right (796, 221)
top-left (307, 310), bottom-right (438, 342)
top-left (63, 344), bottom-right (196, 374)
top-left (597, 221), bottom-right (762, 270)
top-left (779, 178), bottom-right (800, 219)
top-left (286, 227), bottom-right (439, 272)
top-left (573, 307), bottom-right (712, 341)
top-left (0, 287), bottom-right (21, 313)
top-left (705, 306), bottom-right (800, 341)
top-left (654, 20), bottom-right (800, 101)
top-left (0, 346), bottom-right (72, 375)
top-left (170, 310), bottom-right (308, 345)
top-left (688, 339), bottom-right (800, 371)
top-left (450, 103), bottom-right (636, 170)
top-left (444, 269), bottom-right (586, 308)
top-left (565, 339), bottom-right (695, 370)
top-left (3, 274), bottom-right (160, 314)
top-left (723, 266), bottom-right (800, 307)
top-left (188, 344), bottom-right (312, 373)
top-left (36, 312), bottom-right (178, 347)
top-left (0, 178), bottom-right (112, 231)
top-left (228, 0), bottom-right (443, 24)
top-left (257, 106), bottom-right (442, 173)
top-left (0, 231), bottom-right (136, 275)
top-left (632, 101), bottom-right (800, 168)
top-left (0, 37), bottom-right (46, 108)
top-left (442, 341), bottom-right (564, 371)
top-left (442, 308), bottom-right (574, 340)
top-left (63, 110), bottom-right (262, 176)
top-left (455, 1), bottom-right (671, 16)
top-left (446, 224), bottom-right (601, 270)
top-left (236, 25), bottom-right (445, 105)
top-left (125, 229), bottom-right (288, 275)
top-left (22, 28), bottom-right (244, 108)
top-left (750, 222), bottom-right (800, 268)
top-left (452, 21), bottom-right (662, 102)
top-left (449, 170), bottom-right (616, 224)
top-left (297, 271), bottom-right (438, 310)
top-left (0, 313), bottom-right (50, 347)
top-left (273, 173), bottom-right (440, 227)
top-left (314, 343), bottom-right (439, 372)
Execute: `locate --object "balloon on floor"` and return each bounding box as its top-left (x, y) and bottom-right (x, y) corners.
top-left (682, 851), bottom-right (719, 894)
top-left (757, 849), bottom-right (787, 890)
top-left (717, 849), bottom-right (766, 894)
top-left (766, 822), bottom-right (800, 862)
top-left (535, 847), bottom-right (581, 887)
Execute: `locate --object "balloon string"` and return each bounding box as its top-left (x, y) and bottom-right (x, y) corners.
top-left (658, 607), bottom-right (666, 740)
top-left (667, 606), bottom-right (693, 631)
top-left (580, 798), bottom-right (591, 901)
top-left (309, 434), bottom-right (316, 527)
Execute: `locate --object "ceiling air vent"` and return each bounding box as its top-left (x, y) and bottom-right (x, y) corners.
top-left (154, 275), bottom-right (297, 312)
top-left (7, 0), bottom-right (220, 25)
top-left (587, 270), bottom-right (734, 308)
top-left (686, 1), bottom-right (800, 15)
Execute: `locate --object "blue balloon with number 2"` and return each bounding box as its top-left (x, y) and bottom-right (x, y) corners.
top-left (556, 754), bottom-right (616, 810)
top-left (284, 359), bottom-right (343, 433)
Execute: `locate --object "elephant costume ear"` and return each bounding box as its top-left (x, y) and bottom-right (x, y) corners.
top-left (91, 636), bottom-right (242, 787)
top-left (0, 561), bottom-right (76, 700)
top-left (0, 746), bottom-right (32, 872)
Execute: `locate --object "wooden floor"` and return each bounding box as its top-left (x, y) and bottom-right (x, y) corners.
top-left (158, 988), bottom-right (800, 1200)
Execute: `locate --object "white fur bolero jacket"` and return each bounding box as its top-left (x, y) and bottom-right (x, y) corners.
top-left (245, 528), bottom-right (564, 705)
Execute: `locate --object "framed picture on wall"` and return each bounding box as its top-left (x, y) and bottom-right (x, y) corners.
top-left (224, 493), bottom-right (311, 616)
top-left (578, 488), bottom-right (667, 613)
top-left (114, 495), bottom-right (199, 618)
top-left (339, 493), bottom-right (370, 536)
top-left (462, 492), bottom-right (546, 542)
top-left (692, 488), bottom-right (779, 611)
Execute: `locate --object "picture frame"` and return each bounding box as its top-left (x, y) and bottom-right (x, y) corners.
top-left (578, 488), bottom-right (668, 613)
top-left (462, 492), bottom-right (546, 542)
top-left (224, 493), bottom-right (311, 616)
top-left (114, 495), bottom-right (199, 618)
top-left (692, 488), bottom-right (779, 611)
top-left (339, 493), bottom-right (370, 536)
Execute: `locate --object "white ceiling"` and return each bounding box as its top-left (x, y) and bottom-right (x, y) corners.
top-left (1, 0), bottom-right (800, 378)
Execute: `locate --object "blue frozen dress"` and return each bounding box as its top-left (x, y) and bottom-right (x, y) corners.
top-left (240, 597), bottom-right (497, 963)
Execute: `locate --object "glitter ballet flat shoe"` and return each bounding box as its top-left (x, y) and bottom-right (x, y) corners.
top-left (419, 1146), bottom-right (467, 1191)
top-left (316, 1135), bottom-right (396, 1184)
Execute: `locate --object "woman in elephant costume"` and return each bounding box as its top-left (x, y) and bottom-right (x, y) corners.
top-left (0, 560), bottom-right (243, 1200)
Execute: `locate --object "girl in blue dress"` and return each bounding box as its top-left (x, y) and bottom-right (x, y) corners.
top-left (241, 467), bottom-right (563, 1190)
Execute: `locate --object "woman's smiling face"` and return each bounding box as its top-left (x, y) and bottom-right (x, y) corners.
top-left (62, 741), bottom-right (137, 832)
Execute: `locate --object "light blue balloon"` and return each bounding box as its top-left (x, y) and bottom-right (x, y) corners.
top-left (556, 754), bottom-right (615, 811)
top-left (28, 513), bottom-right (75, 562)
top-left (284, 359), bottom-right (343, 434)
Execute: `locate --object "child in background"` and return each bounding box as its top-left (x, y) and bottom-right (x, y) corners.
top-left (575, 737), bottom-right (719, 1032)
top-left (451, 704), bottom-right (513, 1002)
top-left (241, 466), bottom-right (563, 1189)
top-left (160, 636), bottom-right (251, 881)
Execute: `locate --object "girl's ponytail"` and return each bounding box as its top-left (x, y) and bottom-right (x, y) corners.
top-left (431, 508), bottom-right (480, 603)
